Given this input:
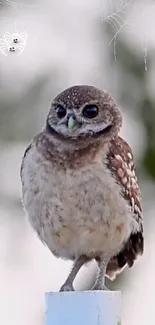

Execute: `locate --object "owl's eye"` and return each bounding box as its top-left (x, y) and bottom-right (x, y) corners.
top-left (56, 105), bottom-right (66, 119)
top-left (82, 105), bottom-right (98, 119)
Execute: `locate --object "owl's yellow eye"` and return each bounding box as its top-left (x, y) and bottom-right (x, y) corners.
top-left (82, 105), bottom-right (98, 119)
top-left (56, 105), bottom-right (66, 119)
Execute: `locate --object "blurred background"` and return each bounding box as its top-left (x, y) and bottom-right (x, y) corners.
top-left (0, 0), bottom-right (155, 324)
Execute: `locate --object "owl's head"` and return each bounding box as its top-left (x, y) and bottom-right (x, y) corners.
top-left (46, 85), bottom-right (122, 145)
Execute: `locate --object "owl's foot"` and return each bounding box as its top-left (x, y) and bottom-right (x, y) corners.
top-left (59, 284), bottom-right (74, 292)
top-left (59, 256), bottom-right (88, 293)
top-left (91, 283), bottom-right (109, 291)
top-left (91, 256), bottom-right (110, 291)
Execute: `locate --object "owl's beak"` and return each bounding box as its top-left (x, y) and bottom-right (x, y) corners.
top-left (67, 114), bottom-right (77, 132)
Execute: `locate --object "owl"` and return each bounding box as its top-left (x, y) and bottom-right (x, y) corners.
top-left (20, 85), bottom-right (144, 291)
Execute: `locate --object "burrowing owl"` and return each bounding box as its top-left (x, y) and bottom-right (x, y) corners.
top-left (21, 85), bottom-right (144, 291)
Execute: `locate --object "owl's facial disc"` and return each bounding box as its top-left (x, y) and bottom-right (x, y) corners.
top-left (47, 105), bottom-right (113, 139)
top-left (46, 85), bottom-right (122, 140)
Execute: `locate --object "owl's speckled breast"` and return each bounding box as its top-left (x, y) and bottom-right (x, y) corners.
top-left (23, 147), bottom-right (133, 260)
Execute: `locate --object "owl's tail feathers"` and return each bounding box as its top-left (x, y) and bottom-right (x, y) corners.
top-left (105, 231), bottom-right (144, 280)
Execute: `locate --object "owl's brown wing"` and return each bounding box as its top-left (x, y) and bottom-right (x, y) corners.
top-left (105, 136), bottom-right (144, 279)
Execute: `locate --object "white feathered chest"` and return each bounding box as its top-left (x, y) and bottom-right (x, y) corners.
top-left (21, 142), bottom-right (138, 260)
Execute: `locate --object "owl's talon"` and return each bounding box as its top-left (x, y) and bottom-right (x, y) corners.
top-left (91, 284), bottom-right (109, 291)
top-left (59, 284), bottom-right (75, 292)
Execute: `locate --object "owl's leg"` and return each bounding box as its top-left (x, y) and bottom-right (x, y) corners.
top-left (91, 256), bottom-right (109, 290)
top-left (59, 255), bottom-right (89, 292)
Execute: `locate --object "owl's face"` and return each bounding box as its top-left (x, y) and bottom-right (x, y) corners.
top-left (46, 85), bottom-right (122, 143)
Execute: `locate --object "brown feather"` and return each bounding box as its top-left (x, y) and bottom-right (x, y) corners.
top-left (106, 136), bottom-right (144, 279)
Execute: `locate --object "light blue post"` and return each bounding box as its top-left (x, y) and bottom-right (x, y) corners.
top-left (45, 291), bottom-right (121, 325)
